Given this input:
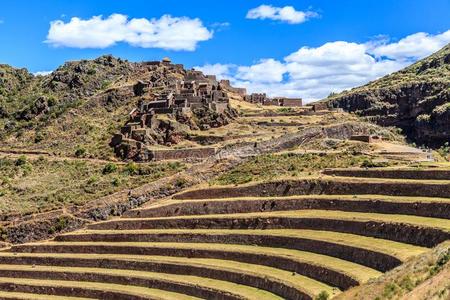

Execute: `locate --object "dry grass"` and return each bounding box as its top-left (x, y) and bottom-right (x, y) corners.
top-left (0, 156), bottom-right (185, 216)
top-left (0, 264), bottom-right (281, 300)
top-left (0, 246), bottom-right (381, 284)
top-left (52, 229), bottom-right (427, 261)
top-left (0, 277), bottom-right (199, 300)
top-left (134, 209), bottom-right (450, 232)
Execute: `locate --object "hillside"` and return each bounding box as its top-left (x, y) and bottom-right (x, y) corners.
top-left (324, 43), bottom-right (450, 147)
top-left (0, 55), bottom-right (449, 300)
top-left (0, 55), bottom-right (184, 159)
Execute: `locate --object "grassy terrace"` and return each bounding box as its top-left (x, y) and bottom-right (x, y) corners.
top-left (111, 210), bottom-right (450, 232)
top-left (213, 175), bottom-right (450, 188)
top-left (210, 152), bottom-right (382, 185)
top-left (0, 156), bottom-right (185, 216)
top-left (0, 277), bottom-right (199, 300)
top-left (0, 291), bottom-right (92, 300)
top-left (39, 230), bottom-right (427, 261)
top-left (139, 194), bottom-right (450, 211)
top-left (0, 249), bottom-right (381, 284)
top-left (0, 264), bottom-right (283, 300)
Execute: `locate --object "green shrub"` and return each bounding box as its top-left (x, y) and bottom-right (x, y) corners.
top-left (315, 291), bottom-right (329, 300)
top-left (399, 276), bottom-right (415, 292)
top-left (361, 159), bottom-right (388, 168)
top-left (124, 162), bottom-right (139, 175)
top-left (429, 249), bottom-right (450, 276)
top-left (102, 163), bottom-right (117, 174)
top-left (111, 177), bottom-right (120, 187)
top-left (383, 282), bottom-right (399, 299)
top-left (34, 131), bottom-right (45, 143)
top-left (74, 147), bottom-right (86, 157)
top-left (175, 177), bottom-right (188, 188)
top-left (87, 176), bottom-right (99, 185)
top-left (15, 155), bottom-right (27, 166)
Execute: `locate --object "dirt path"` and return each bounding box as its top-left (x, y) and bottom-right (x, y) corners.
top-left (0, 149), bottom-right (124, 165)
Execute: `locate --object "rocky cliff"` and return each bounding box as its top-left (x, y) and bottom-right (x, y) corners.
top-left (324, 43), bottom-right (450, 147)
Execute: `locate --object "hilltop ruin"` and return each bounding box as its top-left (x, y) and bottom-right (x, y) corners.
top-left (110, 58), bottom-right (238, 161)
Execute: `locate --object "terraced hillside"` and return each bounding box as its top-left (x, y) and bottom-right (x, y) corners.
top-left (322, 43), bottom-right (450, 147)
top-left (0, 167), bottom-right (449, 299)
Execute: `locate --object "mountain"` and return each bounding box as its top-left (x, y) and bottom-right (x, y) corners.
top-left (324, 43), bottom-right (450, 147)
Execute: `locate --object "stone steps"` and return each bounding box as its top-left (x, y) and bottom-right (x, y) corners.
top-left (322, 168), bottom-right (450, 180)
top-left (2, 173), bottom-right (449, 299)
top-left (0, 264), bottom-right (283, 300)
top-left (86, 210), bottom-right (450, 247)
top-left (53, 229), bottom-right (425, 261)
top-left (0, 291), bottom-right (92, 300)
top-left (1, 242), bottom-right (381, 290)
top-left (0, 277), bottom-right (199, 300)
top-left (173, 178), bottom-right (450, 199)
top-left (124, 195), bottom-right (450, 219)
top-left (11, 230), bottom-right (425, 272)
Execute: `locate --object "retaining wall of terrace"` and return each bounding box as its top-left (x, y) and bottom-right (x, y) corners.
top-left (125, 197), bottom-right (450, 219)
top-left (149, 147), bottom-right (217, 161)
top-left (322, 169), bottom-right (450, 180)
top-left (88, 217), bottom-right (450, 248)
top-left (1, 253), bottom-right (309, 300)
top-left (0, 254), bottom-right (358, 291)
top-left (12, 237), bottom-right (400, 273)
top-left (0, 269), bottom-right (240, 300)
top-left (0, 282), bottom-right (146, 300)
top-left (174, 179), bottom-right (450, 201)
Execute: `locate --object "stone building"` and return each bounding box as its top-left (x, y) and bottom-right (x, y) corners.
top-left (111, 59), bottom-right (236, 161)
top-left (244, 93), bottom-right (303, 107)
top-left (220, 80), bottom-right (247, 96)
top-left (244, 93), bottom-right (268, 104)
top-left (275, 97), bottom-right (303, 107)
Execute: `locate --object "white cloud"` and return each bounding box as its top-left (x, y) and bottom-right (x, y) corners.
top-left (246, 4), bottom-right (318, 24)
top-left (33, 71), bottom-right (53, 76)
top-left (370, 30), bottom-right (450, 60)
top-left (236, 59), bottom-right (286, 83)
top-left (46, 14), bottom-right (213, 51)
top-left (196, 30), bottom-right (449, 103)
top-left (194, 63), bottom-right (233, 80)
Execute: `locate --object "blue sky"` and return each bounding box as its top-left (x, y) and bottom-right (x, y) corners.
top-left (1, 0), bottom-right (449, 101)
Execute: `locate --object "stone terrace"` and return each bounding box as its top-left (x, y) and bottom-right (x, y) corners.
top-left (0, 167), bottom-right (449, 299)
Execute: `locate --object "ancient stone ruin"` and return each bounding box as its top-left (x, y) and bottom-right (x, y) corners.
top-left (244, 93), bottom-right (303, 107)
top-left (350, 135), bottom-right (383, 143)
top-left (111, 58), bottom-right (237, 161)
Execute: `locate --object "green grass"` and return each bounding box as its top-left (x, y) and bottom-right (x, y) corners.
top-left (0, 277), bottom-right (199, 300)
top-left (0, 156), bottom-right (185, 216)
top-left (140, 194), bottom-right (450, 213)
top-left (210, 152), bottom-right (395, 185)
top-left (46, 229), bottom-right (427, 261)
top-left (0, 264), bottom-right (282, 300)
top-left (133, 209), bottom-right (450, 232)
top-left (0, 247), bottom-right (381, 283)
top-left (31, 237), bottom-right (381, 283)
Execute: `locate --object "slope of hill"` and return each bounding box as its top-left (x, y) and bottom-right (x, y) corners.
top-left (1, 54), bottom-right (448, 299)
top-left (324, 43), bottom-right (450, 147)
top-left (0, 55), bottom-right (184, 159)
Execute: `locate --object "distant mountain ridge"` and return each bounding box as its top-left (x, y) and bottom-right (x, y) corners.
top-left (324, 43), bottom-right (450, 147)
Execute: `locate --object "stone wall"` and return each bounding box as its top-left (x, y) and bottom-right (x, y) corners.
top-left (323, 169), bottom-right (450, 180)
top-left (148, 147), bottom-right (217, 161)
top-left (174, 179), bottom-right (450, 200)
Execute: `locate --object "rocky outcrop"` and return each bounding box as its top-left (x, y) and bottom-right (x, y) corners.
top-left (324, 43), bottom-right (450, 147)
